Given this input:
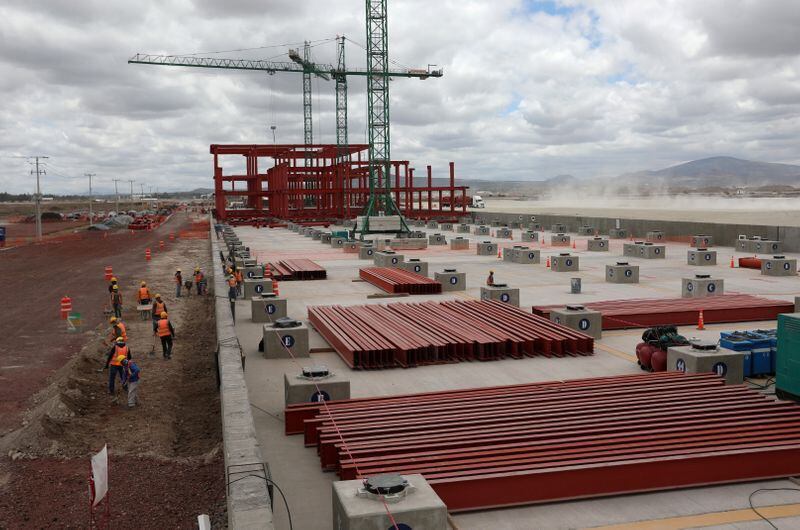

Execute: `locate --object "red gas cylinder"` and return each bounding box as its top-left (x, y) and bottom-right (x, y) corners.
top-left (650, 348), bottom-right (668, 372)
top-left (635, 342), bottom-right (654, 370)
top-left (738, 257), bottom-right (762, 270)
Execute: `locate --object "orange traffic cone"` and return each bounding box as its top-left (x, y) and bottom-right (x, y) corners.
top-left (509, 232), bottom-right (513, 240)
top-left (697, 310), bottom-right (705, 330)
top-left (265, 263), bottom-right (272, 278)
top-left (497, 247), bottom-right (502, 259)
top-left (546, 256), bottom-right (551, 268)
top-left (273, 280), bottom-right (280, 296)
top-left (541, 237), bottom-right (545, 245)
top-left (730, 256), bottom-right (735, 268)
top-left (572, 240), bottom-right (576, 249)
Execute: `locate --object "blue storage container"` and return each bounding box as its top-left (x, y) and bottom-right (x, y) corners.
top-left (751, 329), bottom-right (778, 375)
top-left (743, 332), bottom-right (772, 375)
top-left (719, 333), bottom-right (753, 377)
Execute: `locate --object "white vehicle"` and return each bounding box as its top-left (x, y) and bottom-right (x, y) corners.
top-left (472, 195), bottom-right (486, 208)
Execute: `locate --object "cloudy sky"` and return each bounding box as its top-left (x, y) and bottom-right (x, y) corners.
top-left (1, 0), bottom-right (799, 194)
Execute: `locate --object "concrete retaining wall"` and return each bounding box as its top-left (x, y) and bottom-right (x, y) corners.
top-left (211, 229), bottom-right (275, 529)
top-left (475, 211), bottom-right (800, 252)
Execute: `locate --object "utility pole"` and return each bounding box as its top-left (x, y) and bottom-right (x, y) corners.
top-left (128, 179), bottom-right (135, 202)
top-left (84, 173), bottom-right (96, 223)
top-left (30, 156), bottom-right (48, 241)
top-left (113, 178), bottom-right (121, 213)
top-left (140, 183), bottom-right (145, 205)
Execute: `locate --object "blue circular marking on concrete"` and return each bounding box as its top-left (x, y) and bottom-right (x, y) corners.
top-left (579, 319), bottom-right (590, 330)
top-left (255, 284), bottom-right (264, 293)
top-left (609, 269), bottom-right (614, 276)
top-left (766, 262), bottom-right (773, 269)
top-left (248, 271), bottom-right (255, 278)
top-left (266, 304), bottom-right (276, 314)
top-left (707, 283), bottom-right (716, 293)
top-left (388, 525), bottom-right (412, 530)
top-left (310, 390), bottom-right (330, 403)
top-left (414, 265), bottom-right (421, 272)
top-left (391, 257), bottom-right (398, 264)
top-left (566, 259), bottom-right (573, 266)
top-left (500, 293), bottom-right (510, 302)
top-left (528, 252), bottom-right (535, 259)
top-left (687, 282), bottom-right (694, 291)
top-left (367, 249), bottom-right (373, 255)
top-left (704, 254), bottom-right (711, 261)
top-left (785, 263), bottom-right (791, 270)
top-left (655, 248), bottom-right (661, 254)
top-left (676, 359), bottom-right (686, 372)
top-left (625, 269), bottom-right (633, 277)
top-left (281, 335), bottom-right (295, 348)
top-left (712, 362), bottom-right (728, 376)
top-left (450, 277), bottom-right (458, 285)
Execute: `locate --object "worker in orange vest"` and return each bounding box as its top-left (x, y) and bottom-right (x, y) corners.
top-left (486, 270), bottom-right (495, 286)
top-left (175, 268), bottom-right (183, 297)
top-left (107, 276), bottom-right (118, 294)
top-left (151, 294), bottom-right (167, 332)
top-left (108, 316), bottom-right (127, 343)
top-left (110, 284), bottom-right (123, 319)
top-left (194, 267), bottom-right (205, 295)
top-left (137, 281), bottom-right (152, 305)
top-left (155, 311), bottom-right (176, 359)
top-left (104, 337), bottom-right (131, 400)
top-left (234, 267), bottom-right (243, 297)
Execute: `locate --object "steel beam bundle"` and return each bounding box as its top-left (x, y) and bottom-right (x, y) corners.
top-left (307, 299), bottom-right (594, 369)
top-left (267, 259), bottom-right (327, 281)
top-left (285, 372), bottom-right (800, 512)
top-left (210, 144), bottom-right (469, 224)
top-left (532, 294), bottom-right (794, 330)
top-left (359, 267), bottom-right (442, 294)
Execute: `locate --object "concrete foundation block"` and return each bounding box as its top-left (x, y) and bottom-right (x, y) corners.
top-left (320, 233), bottom-right (332, 244)
top-left (358, 245), bottom-right (376, 260)
top-left (761, 256), bottom-right (798, 276)
top-left (426, 220), bottom-right (439, 229)
top-left (609, 228), bottom-right (628, 239)
top-left (263, 322), bottom-right (309, 359)
top-left (473, 225), bottom-right (490, 235)
top-left (480, 285), bottom-right (520, 306)
top-left (503, 246), bottom-right (540, 264)
top-left (243, 278), bottom-right (273, 298)
top-left (413, 219), bottom-right (426, 227)
top-left (682, 275), bottom-right (724, 297)
top-left (551, 223), bottom-right (567, 232)
top-left (342, 241), bottom-right (359, 253)
top-left (646, 230), bottom-right (665, 242)
top-left (587, 238), bottom-right (609, 251)
top-left (690, 235), bottom-right (714, 247)
top-left (244, 265), bottom-right (264, 279)
top-left (399, 259), bottom-right (429, 276)
top-left (440, 222), bottom-right (454, 231)
top-left (332, 474), bottom-right (447, 530)
top-left (331, 236), bottom-right (346, 248)
top-left (528, 223), bottom-right (543, 232)
top-left (551, 253), bottom-right (579, 272)
top-left (476, 241), bottom-right (497, 256)
top-left (638, 243), bottom-right (666, 259)
top-left (283, 371), bottom-right (350, 406)
top-left (449, 237), bottom-right (470, 250)
top-left (496, 227), bottom-right (512, 239)
top-left (521, 231), bottom-right (539, 242)
top-left (578, 226), bottom-right (595, 236)
top-left (551, 233), bottom-right (570, 246)
top-left (688, 249), bottom-right (717, 266)
top-left (668, 343), bottom-right (745, 385)
top-left (251, 295), bottom-right (288, 322)
top-left (373, 251), bottom-right (404, 268)
top-left (606, 262), bottom-right (639, 283)
top-left (550, 305), bottom-right (602, 339)
top-left (435, 270), bottom-right (466, 291)
top-left (456, 224), bottom-right (471, 233)
top-left (428, 233), bottom-right (447, 245)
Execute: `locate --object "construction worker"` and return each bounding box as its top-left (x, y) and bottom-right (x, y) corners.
top-left (234, 266), bottom-right (243, 297)
top-left (121, 358), bottom-right (140, 408)
top-left (108, 276), bottom-right (118, 294)
top-left (108, 316), bottom-right (127, 343)
top-left (110, 284), bottom-right (123, 318)
top-left (137, 281), bottom-right (152, 305)
top-left (227, 273), bottom-right (237, 300)
top-left (486, 270), bottom-right (495, 286)
top-left (175, 268), bottom-right (183, 297)
top-left (104, 337), bottom-right (131, 400)
top-left (155, 311), bottom-right (176, 359)
top-left (151, 294), bottom-right (167, 332)
top-left (194, 267), bottom-right (205, 295)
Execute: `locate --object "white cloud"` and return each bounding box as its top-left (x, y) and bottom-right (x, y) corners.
top-left (0, 0), bottom-right (799, 194)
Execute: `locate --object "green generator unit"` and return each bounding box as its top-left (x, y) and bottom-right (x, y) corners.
top-left (777, 312), bottom-right (800, 401)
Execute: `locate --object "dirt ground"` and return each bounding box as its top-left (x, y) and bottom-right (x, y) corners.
top-left (0, 211), bottom-right (225, 528)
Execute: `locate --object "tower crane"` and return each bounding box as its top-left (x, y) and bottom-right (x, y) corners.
top-left (129, 0), bottom-right (441, 234)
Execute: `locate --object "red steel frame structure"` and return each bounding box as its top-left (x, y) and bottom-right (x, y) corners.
top-left (211, 143), bottom-right (469, 224)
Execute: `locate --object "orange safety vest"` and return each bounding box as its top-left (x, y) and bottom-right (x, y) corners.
top-left (153, 301), bottom-right (165, 315)
top-left (175, 273), bottom-right (182, 284)
top-left (227, 277), bottom-right (237, 287)
top-left (110, 345), bottom-right (128, 366)
top-left (115, 322), bottom-right (128, 341)
top-left (235, 270), bottom-right (243, 283)
top-left (138, 287), bottom-right (150, 301)
top-left (157, 318), bottom-right (172, 337)
top-left (194, 272), bottom-right (203, 282)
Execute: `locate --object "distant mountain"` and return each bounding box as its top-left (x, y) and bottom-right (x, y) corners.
top-left (620, 156), bottom-right (800, 187)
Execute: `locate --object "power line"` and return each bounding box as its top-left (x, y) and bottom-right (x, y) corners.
top-left (28, 156), bottom-right (48, 241)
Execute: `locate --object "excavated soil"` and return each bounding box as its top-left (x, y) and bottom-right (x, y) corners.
top-left (0, 211), bottom-right (226, 529)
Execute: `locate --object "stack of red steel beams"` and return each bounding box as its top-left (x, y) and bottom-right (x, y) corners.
top-left (307, 299), bottom-right (593, 369)
top-left (267, 259), bottom-right (326, 281)
top-left (532, 294), bottom-right (793, 330)
top-left (359, 267), bottom-right (442, 294)
top-left (286, 372), bottom-right (800, 512)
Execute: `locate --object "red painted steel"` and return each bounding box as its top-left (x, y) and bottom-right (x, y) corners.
top-left (532, 294), bottom-right (794, 330)
top-left (210, 144), bottom-right (469, 224)
top-left (286, 372), bottom-right (800, 511)
top-left (307, 299), bottom-right (594, 370)
top-left (267, 259), bottom-right (326, 281)
top-left (359, 267), bottom-right (442, 294)
top-left (738, 257), bottom-right (762, 269)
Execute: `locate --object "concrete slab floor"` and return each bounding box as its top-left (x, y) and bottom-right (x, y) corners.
top-left (224, 225), bottom-right (800, 530)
